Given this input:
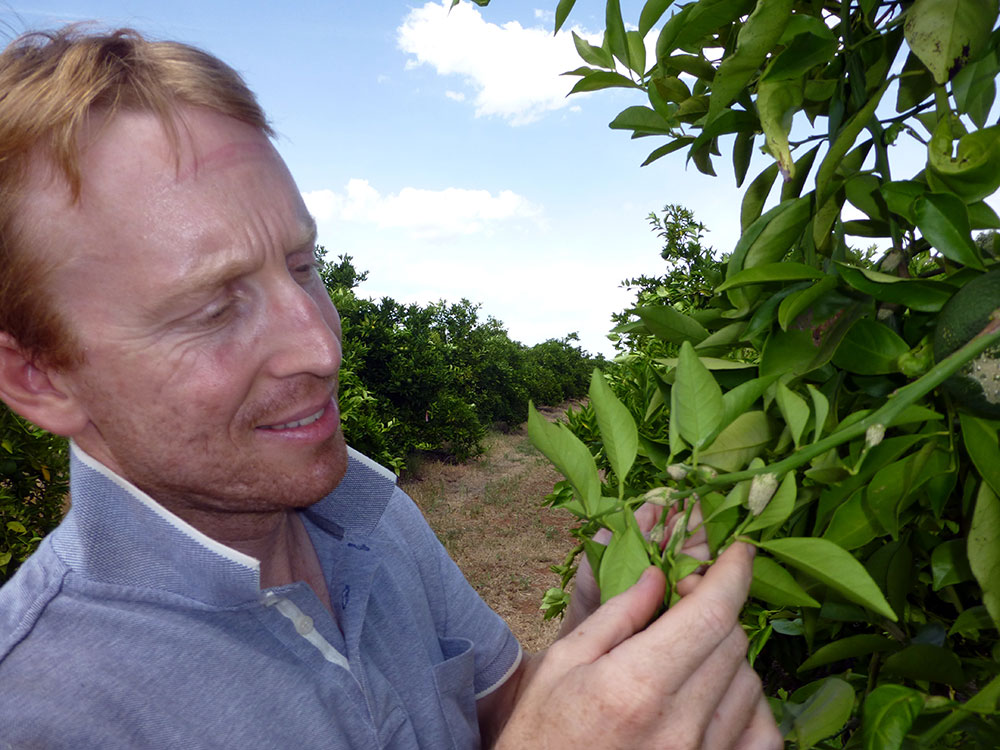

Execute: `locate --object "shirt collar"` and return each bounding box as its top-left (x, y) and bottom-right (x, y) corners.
top-left (51, 442), bottom-right (397, 607)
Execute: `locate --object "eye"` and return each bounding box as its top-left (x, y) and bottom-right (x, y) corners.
top-left (289, 255), bottom-right (320, 282)
top-left (195, 295), bottom-right (239, 327)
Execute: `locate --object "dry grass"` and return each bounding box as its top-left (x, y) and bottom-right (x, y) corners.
top-left (401, 404), bottom-right (580, 653)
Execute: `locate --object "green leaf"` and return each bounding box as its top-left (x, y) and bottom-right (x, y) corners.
top-left (572, 31), bottom-right (614, 69)
top-left (674, 341), bottom-right (723, 450)
top-left (634, 305), bottom-right (709, 345)
top-left (715, 262), bottom-right (825, 292)
top-left (960, 413), bottom-right (1000, 497)
top-left (605, 0), bottom-right (630, 70)
top-left (882, 643), bottom-right (965, 687)
top-left (741, 162), bottom-right (780, 231)
top-left (836, 263), bottom-right (952, 313)
top-left (757, 76), bottom-right (803, 180)
top-left (527, 402), bottom-right (601, 515)
top-left (823, 492), bottom-right (879, 550)
top-left (639, 0), bottom-right (675, 38)
top-left (788, 678), bottom-right (855, 748)
top-left (756, 537), bottom-right (897, 620)
top-left (609, 105), bottom-right (675, 134)
top-left (659, 0), bottom-right (756, 57)
top-left (862, 684), bottom-right (924, 750)
top-left (625, 30), bottom-right (646, 77)
top-left (881, 179), bottom-right (926, 223)
top-left (750, 555), bottom-right (820, 608)
top-left (815, 83), bottom-right (887, 207)
top-left (832, 319), bottom-right (910, 375)
top-left (969, 481), bottom-right (1000, 630)
top-left (738, 197), bottom-right (812, 272)
top-left (913, 192), bottom-right (985, 270)
top-left (700, 410), bottom-right (772, 472)
top-left (598, 512), bottom-right (651, 602)
top-left (567, 70), bottom-right (640, 94)
top-left (807, 385), bottom-right (829, 441)
top-left (588, 369), bottom-right (637, 486)
top-left (554, 0), bottom-right (578, 33)
top-left (733, 129), bottom-right (754, 188)
top-left (761, 27), bottom-right (838, 83)
top-left (777, 277), bottom-right (838, 332)
top-left (927, 122), bottom-right (1000, 204)
top-left (745, 471), bottom-right (796, 533)
top-left (903, 0), bottom-right (998, 84)
top-left (949, 605), bottom-right (998, 637)
top-left (706, 0), bottom-right (794, 124)
top-left (964, 672), bottom-right (1000, 714)
top-left (931, 538), bottom-right (975, 589)
top-left (5, 520), bottom-right (26, 534)
top-left (720, 374), bottom-right (779, 438)
top-left (953, 50), bottom-right (1000, 128)
top-left (799, 634), bottom-right (898, 673)
top-left (640, 137), bottom-right (693, 167)
top-left (760, 329), bottom-right (819, 379)
top-left (776, 383), bottom-right (810, 448)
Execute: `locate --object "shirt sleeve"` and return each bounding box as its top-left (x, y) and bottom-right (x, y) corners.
top-left (379, 486), bottom-right (523, 698)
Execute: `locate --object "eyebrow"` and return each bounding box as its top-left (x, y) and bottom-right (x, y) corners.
top-left (147, 219), bottom-right (319, 321)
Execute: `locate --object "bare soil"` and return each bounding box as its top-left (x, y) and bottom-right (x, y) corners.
top-left (400, 403), bottom-right (580, 652)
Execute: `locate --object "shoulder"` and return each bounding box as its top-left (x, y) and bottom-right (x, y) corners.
top-left (0, 537), bottom-right (68, 664)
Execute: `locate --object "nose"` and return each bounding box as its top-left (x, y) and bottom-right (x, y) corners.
top-left (265, 280), bottom-right (342, 380)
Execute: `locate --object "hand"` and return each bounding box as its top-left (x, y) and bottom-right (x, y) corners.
top-left (496, 543), bottom-right (782, 750)
top-left (560, 501), bottom-right (708, 635)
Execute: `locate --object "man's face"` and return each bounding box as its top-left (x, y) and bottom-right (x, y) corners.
top-left (21, 107), bottom-right (348, 522)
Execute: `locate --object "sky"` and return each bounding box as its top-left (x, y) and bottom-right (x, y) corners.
top-left (1, 1), bottom-right (951, 358)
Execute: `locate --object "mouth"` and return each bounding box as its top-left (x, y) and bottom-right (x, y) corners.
top-left (257, 402), bottom-right (330, 432)
top-left (258, 407), bottom-right (326, 431)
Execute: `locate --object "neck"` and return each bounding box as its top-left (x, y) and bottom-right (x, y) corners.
top-left (222, 510), bottom-right (334, 614)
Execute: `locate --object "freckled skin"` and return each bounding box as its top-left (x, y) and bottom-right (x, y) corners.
top-left (21, 107), bottom-right (348, 540)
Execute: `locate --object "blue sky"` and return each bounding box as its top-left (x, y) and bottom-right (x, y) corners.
top-left (4, 0), bottom-right (764, 358)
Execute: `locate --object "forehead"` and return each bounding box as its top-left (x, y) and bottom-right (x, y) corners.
top-left (20, 106), bottom-right (313, 284)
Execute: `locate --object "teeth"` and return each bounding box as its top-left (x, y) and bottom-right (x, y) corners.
top-left (263, 408), bottom-right (324, 431)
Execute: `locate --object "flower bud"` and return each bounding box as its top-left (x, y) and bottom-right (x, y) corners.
top-left (648, 525), bottom-right (665, 545)
top-left (865, 423), bottom-right (885, 449)
top-left (748, 473), bottom-right (778, 516)
top-left (666, 464), bottom-right (688, 481)
top-left (643, 486), bottom-right (677, 508)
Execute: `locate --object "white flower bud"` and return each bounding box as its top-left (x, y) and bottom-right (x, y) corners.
top-left (865, 423), bottom-right (885, 449)
top-left (748, 473), bottom-right (778, 516)
top-left (648, 525), bottom-right (665, 545)
top-left (643, 486), bottom-right (677, 508)
top-left (666, 515), bottom-right (687, 549)
top-left (666, 464), bottom-right (688, 481)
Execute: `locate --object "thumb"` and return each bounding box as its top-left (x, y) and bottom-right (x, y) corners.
top-left (561, 566), bottom-right (666, 663)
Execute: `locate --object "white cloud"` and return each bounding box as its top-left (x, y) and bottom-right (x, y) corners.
top-left (397, 1), bottom-right (598, 125)
top-left (303, 179), bottom-right (541, 240)
top-left (445, 90), bottom-right (466, 102)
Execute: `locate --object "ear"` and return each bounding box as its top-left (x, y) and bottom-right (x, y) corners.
top-left (0, 333), bottom-right (90, 436)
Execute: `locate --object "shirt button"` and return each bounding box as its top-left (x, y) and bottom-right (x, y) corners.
top-left (295, 615), bottom-right (314, 635)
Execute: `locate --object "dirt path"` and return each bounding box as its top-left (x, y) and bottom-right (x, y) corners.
top-left (400, 403), bottom-right (581, 652)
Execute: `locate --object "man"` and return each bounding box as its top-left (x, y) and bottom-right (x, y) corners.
top-left (0, 27), bottom-right (781, 749)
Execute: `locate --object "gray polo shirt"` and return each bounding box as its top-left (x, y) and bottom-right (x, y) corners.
top-left (0, 444), bottom-right (521, 748)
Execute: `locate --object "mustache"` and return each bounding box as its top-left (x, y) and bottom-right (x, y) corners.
top-left (242, 375), bottom-right (338, 428)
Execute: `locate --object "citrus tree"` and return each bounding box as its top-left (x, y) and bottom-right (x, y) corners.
top-left (467, 0), bottom-right (1000, 746)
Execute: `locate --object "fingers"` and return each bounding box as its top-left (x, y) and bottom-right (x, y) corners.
top-left (732, 695), bottom-right (784, 750)
top-left (697, 660), bottom-right (765, 750)
top-left (615, 543), bottom-right (755, 677)
top-left (557, 566), bottom-right (666, 665)
top-left (633, 502), bottom-right (663, 533)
